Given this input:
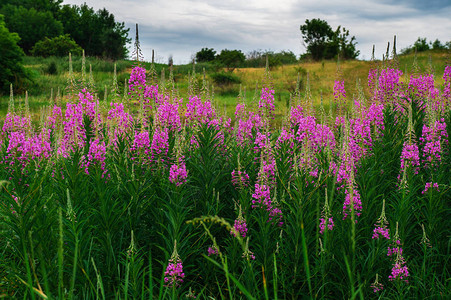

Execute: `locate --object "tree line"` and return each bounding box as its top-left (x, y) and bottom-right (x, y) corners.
top-left (0, 0), bottom-right (130, 59)
top-left (195, 48), bottom-right (298, 71)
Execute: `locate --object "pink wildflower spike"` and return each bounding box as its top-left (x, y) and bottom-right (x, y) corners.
top-left (370, 274), bottom-right (384, 293)
top-left (207, 245), bottom-right (219, 256)
top-left (231, 206), bottom-right (248, 238)
top-left (164, 241), bottom-right (185, 288)
top-left (372, 199), bottom-right (390, 240)
top-left (169, 161), bottom-right (187, 186)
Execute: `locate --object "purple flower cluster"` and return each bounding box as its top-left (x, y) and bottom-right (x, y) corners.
top-left (400, 141), bottom-right (420, 173)
top-left (367, 68), bottom-right (378, 98)
top-left (4, 128), bottom-right (52, 169)
top-left (157, 99), bottom-right (182, 131)
top-left (387, 239), bottom-right (409, 283)
top-left (319, 217), bottom-right (334, 234)
top-left (131, 131), bottom-right (151, 161)
top-left (185, 95), bottom-right (217, 125)
top-left (207, 246), bottom-right (219, 256)
top-left (164, 257), bottom-right (185, 288)
top-left (2, 113), bottom-right (32, 135)
top-left (375, 68), bottom-right (403, 104)
top-left (46, 105), bottom-right (62, 131)
top-left (333, 80), bottom-right (346, 112)
top-left (422, 182), bottom-right (439, 194)
top-left (389, 261), bottom-right (409, 282)
top-left (442, 65), bottom-right (451, 102)
top-left (370, 279), bottom-right (384, 293)
top-left (151, 127), bottom-right (169, 161)
top-left (235, 112), bottom-right (265, 146)
top-left (258, 87), bottom-right (275, 119)
top-left (408, 74), bottom-right (438, 104)
top-left (128, 67), bottom-right (147, 99)
top-left (231, 217), bottom-right (248, 238)
top-left (231, 169), bottom-right (250, 189)
top-left (342, 188), bottom-right (362, 220)
top-left (83, 138), bottom-right (107, 177)
top-left (169, 161), bottom-right (187, 186)
top-left (107, 102), bottom-right (133, 145)
top-left (420, 119), bottom-right (448, 167)
top-left (251, 184), bottom-right (283, 226)
top-left (372, 225), bottom-right (390, 240)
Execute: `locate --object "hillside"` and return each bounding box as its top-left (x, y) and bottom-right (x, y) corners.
top-left (1, 50), bottom-right (450, 120)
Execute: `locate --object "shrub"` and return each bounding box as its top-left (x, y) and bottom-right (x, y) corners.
top-left (196, 48), bottom-right (216, 63)
top-left (46, 61), bottom-right (58, 75)
top-left (210, 72), bottom-right (242, 86)
top-left (216, 49), bottom-right (245, 72)
top-left (31, 34), bottom-right (83, 57)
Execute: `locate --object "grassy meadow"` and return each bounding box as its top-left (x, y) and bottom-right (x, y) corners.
top-left (0, 51), bottom-right (450, 299)
top-left (2, 50), bottom-right (449, 121)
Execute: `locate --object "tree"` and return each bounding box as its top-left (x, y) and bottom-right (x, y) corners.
top-left (196, 48), bottom-right (216, 62)
top-left (333, 26), bottom-right (360, 59)
top-left (300, 18), bottom-right (334, 61)
top-left (216, 49), bottom-right (245, 72)
top-left (300, 18), bottom-right (359, 60)
top-left (57, 4), bottom-right (130, 59)
top-left (31, 34), bottom-right (82, 57)
top-left (413, 37), bottom-right (430, 52)
top-left (431, 39), bottom-right (445, 50)
top-left (0, 0), bottom-right (63, 15)
top-left (0, 4), bottom-right (63, 53)
top-left (0, 14), bottom-right (29, 94)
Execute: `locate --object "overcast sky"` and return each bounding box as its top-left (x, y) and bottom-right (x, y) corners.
top-left (63, 0), bottom-right (451, 64)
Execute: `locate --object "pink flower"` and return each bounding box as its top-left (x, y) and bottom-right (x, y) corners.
top-left (169, 162), bottom-right (187, 186)
top-left (164, 257), bottom-right (185, 288)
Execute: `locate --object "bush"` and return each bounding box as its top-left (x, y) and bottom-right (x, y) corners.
top-left (31, 34), bottom-right (83, 57)
top-left (216, 49), bottom-right (245, 72)
top-left (196, 48), bottom-right (216, 63)
top-left (46, 61), bottom-right (58, 75)
top-left (210, 72), bottom-right (242, 86)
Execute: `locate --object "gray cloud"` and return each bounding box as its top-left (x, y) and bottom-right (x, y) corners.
top-left (63, 0), bottom-right (451, 63)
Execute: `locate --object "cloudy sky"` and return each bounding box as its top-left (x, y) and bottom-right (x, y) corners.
top-left (63, 0), bottom-right (451, 64)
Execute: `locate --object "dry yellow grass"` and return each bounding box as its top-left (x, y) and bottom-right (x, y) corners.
top-left (231, 52), bottom-right (448, 110)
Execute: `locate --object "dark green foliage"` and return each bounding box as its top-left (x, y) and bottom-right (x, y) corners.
top-left (431, 39), bottom-right (446, 50)
top-left (210, 72), bottom-right (242, 86)
top-left (0, 4), bottom-right (63, 53)
top-left (300, 18), bottom-right (359, 60)
top-left (31, 34), bottom-right (82, 57)
top-left (0, 0), bottom-right (63, 14)
top-left (1, 1), bottom-right (129, 60)
top-left (0, 14), bottom-right (29, 94)
top-left (46, 60), bottom-right (58, 75)
top-left (245, 50), bottom-right (298, 68)
top-left (414, 37), bottom-right (430, 52)
top-left (57, 4), bottom-right (130, 59)
top-left (401, 37), bottom-right (451, 54)
top-left (196, 48), bottom-right (216, 63)
top-left (216, 49), bottom-right (246, 72)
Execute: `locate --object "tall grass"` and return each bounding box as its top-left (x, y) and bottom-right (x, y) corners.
top-left (0, 53), bottom-right (450, 299)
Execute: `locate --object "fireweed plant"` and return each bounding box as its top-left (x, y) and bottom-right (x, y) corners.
top-left (0, 61), bottom-right (450, 299)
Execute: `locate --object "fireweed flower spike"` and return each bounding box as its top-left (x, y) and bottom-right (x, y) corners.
top-left (387, 222), bottom-right (409, 283)
top-left (231, 206), bottom-right (248, 238)
top-left (164, 240), bottom-right (185, 288)
top-left (242, 237), bottom-right (256, 261)
top-left (231, 153), bottom-right (250, 190)
top-left (400, 104), bottom-right (420, 179)
top-left (319, 189), bottom-right (334, 234)
top-left (370, 274), bottom-right (384, 293)
top-left (372, 199), bottom-right (390, 240)
top-left (207, 245), bottom-right (219, 257)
